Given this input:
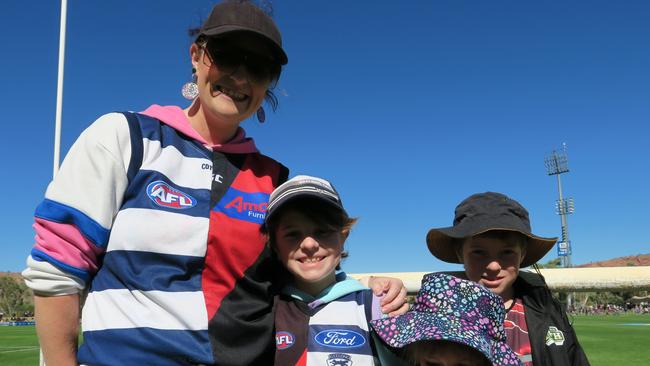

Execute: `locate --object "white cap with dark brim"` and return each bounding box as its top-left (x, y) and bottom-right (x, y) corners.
top-left (265, 175), bottom-right (345, 224)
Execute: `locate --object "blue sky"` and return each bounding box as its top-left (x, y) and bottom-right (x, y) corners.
top-left (1, 0), bottom-right (649, 274)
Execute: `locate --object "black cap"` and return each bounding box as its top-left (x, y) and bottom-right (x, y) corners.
top-left (426, 192), bottom-right (557, 267)
top-left (199, 1), bottom-right (288, 65)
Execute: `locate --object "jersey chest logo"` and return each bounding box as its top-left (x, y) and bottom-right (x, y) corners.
top-left (327, 353), bottom-right (353, 366)
top-left (275, 331), bottom-right (295, 350)
top-left (545, 326), bottom-right (565, 346)
top-left (314, 329), bottom-right (366, 349)
top-left (146, 181), bottom-right (196, 209)
top-left (215, 188), bottom-right (270, 224)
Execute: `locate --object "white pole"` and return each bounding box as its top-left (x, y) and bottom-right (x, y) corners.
top-left (53, 0), bottom-right (68, 178)
top-left (42, 3), bottom-right (67, 365)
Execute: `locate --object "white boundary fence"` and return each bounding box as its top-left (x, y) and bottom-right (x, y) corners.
top-left (350, 266), bottom-right (650, 294)
top-left (32, 266), bottom-right (649, 365)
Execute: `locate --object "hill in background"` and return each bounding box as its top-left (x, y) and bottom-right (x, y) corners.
top-left (577, 253), bottom-right (650, 268)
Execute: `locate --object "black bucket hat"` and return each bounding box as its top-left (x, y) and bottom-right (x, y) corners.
top-left (426, 192), bottom-right (557, 268)
top-left (199, 1), bottom-right (288, 65)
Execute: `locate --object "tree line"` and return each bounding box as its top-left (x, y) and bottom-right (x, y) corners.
top-left (0, 275), bottom-right (34, 320)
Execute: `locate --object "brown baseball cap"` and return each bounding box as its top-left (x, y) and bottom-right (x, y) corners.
top-left (199, 1), bottom-right (288, 65)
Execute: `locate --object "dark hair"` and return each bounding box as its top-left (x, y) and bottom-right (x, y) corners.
top-left (261, 197), bottom-right (357, 270)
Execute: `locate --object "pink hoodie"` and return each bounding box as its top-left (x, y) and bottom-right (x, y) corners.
top-left (141, 104), bottom-right (259, 154)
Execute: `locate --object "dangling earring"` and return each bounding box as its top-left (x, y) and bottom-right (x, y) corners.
top-left (256, 106), bottom-right (266, 123)
top-left (181, 67), bottom-right (199, 100)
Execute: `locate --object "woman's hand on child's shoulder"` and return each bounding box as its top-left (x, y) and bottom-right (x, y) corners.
top-left (364, 276), bottom-right (409, 316)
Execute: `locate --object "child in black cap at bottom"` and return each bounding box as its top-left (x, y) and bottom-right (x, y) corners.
top-left (262, 175), bottom-right (406, 365)
top-left (426, 192), bottom-right (590, 366)
top-left (371, 272), bottom-right (522, 366)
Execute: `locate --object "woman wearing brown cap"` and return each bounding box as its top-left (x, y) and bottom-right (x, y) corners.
top-left (426, 192), bottom-right (590, 366)
top-left (23, 2), bottom-right (406, 365)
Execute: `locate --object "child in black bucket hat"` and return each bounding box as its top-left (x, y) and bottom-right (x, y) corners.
top-left (426, 192), bottom-right (590, 366)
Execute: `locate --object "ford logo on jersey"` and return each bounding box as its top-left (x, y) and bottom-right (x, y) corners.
top-left (314, 330), bottom-right (366, 349)
top-left (146, 181), bottom-right (197, 209)
top-left (275, 331), bottom-right (295, 350)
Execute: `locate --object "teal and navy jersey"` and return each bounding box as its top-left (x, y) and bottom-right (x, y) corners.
top-left (274, 278), bottom-right (381, 366)
top-left (23, 105), bottom-right (288, 365)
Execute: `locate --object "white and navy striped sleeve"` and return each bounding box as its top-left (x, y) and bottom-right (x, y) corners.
top-left (23, 112), bottom-right (132, 295)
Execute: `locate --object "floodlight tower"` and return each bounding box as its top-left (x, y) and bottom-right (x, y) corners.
top-left (544, 143), bottom-right (574, 268)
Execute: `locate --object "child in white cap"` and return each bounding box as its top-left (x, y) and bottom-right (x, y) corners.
top-left (262, 175), bottom-right (407, 365)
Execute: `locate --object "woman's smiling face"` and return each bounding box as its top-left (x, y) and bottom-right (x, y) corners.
top-left (191, 32), bottom-right (276, 125)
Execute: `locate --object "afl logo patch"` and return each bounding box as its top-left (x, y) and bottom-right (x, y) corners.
top-left (146, 181), bottom-right (197, 209)
top-left (276, 331), bottom-right (295, 350)
top-left (315, 330), bottom-right (366, 349)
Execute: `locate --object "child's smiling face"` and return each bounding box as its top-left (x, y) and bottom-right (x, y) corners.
top-left (273, 209), bottom-right (346, 295)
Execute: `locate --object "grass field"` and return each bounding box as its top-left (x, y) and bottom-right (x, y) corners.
top-left (0, 326), bottom-right (39, 366)
top-left (572, 313), bottom-right (650, 364)
top-left (1, 314), bottom-right (649, 365)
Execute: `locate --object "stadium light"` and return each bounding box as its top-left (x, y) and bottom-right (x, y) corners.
top-left (545, 143), bottom-right (577, 311)
top-left (544, 143), bottom-right (574, 269)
